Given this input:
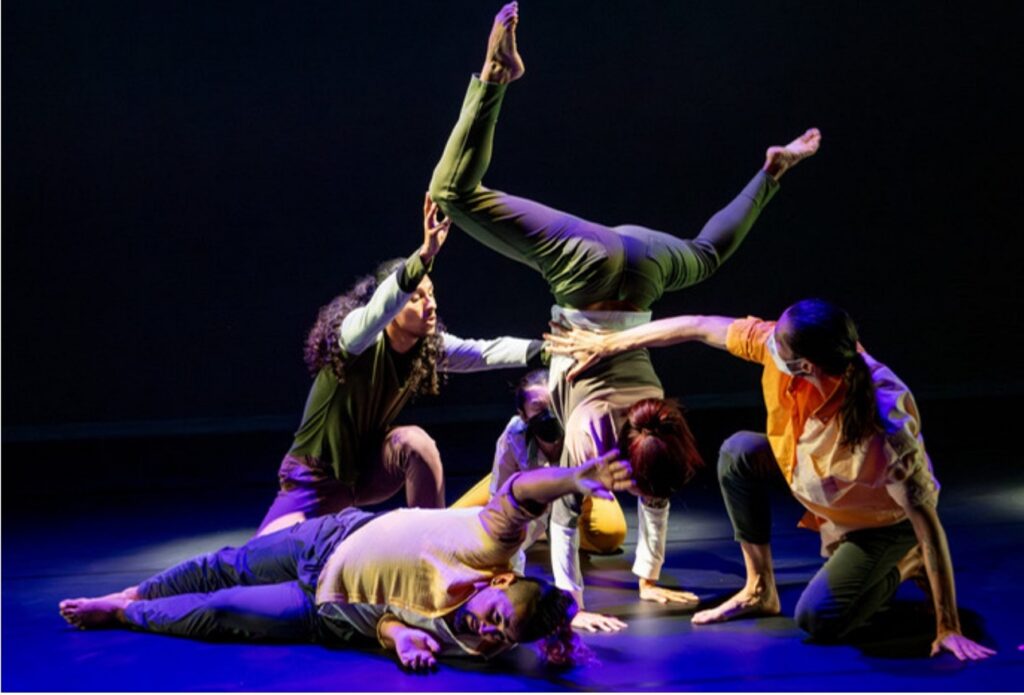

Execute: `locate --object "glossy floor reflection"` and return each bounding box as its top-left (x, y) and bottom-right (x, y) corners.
top-left (3, 470), bottom-right (1022, 691)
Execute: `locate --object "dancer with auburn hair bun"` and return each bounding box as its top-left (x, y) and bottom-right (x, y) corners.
top-left (429, 2), bottom-right (821, 630)
top-left (619, 398), bottom-right (703, 502)
top-left (546, 299), bottom-right (996, 661)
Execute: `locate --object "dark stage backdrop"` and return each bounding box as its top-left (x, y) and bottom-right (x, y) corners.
top-left (4, 1), bottom-right (1023, 435)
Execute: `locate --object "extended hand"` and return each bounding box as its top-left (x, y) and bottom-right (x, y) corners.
top-left (571, 610), bottom-right (627, 633)
top-left (393, 625), bottom-right (441, 672)
top-left (932, 631), bottom-right (996, 661)
top-left (420, 192), bottom-right (451, 263)
top-left (639, 578), bottom-right (699, 606)
top-left (573, 449), bottom-right (635, 500)
top-left (544, 323), bottom-right (612, 381)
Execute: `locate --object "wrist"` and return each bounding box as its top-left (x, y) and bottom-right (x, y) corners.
top-left (601, 334), bottom-right (621, 355)
top-left (377, 615), bottom-right (404, 648)
top-left (936, 618), bottom-right (961, 637)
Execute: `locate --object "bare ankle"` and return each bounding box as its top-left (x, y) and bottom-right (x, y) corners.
top-left (480, 63), bottom-right (509, 85)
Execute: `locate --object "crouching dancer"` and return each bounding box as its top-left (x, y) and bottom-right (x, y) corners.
top-left (58, 452), bottom-right (635, 671)
top-left (546, 299), bottom-right (996, 661)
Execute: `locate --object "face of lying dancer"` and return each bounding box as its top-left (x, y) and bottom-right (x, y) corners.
top-left (391, 275), bottom-right (438, 338)
top-left (619, 398), bottom-right (704, 500)
top-left (451, 574), bottom-right (578, 655)
top-left (519, 384), bottom-right (564, 463)
top-left (451, 574), bottom-right (529, 652)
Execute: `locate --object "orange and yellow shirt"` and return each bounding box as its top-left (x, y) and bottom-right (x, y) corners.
top-left (726, 317), bottom-right (940, 554)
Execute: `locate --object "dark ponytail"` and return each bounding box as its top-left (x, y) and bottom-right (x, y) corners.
top-left (838, 352), bottom-right (881, 448)
top-left (778, 299), bottom-right (882, 448)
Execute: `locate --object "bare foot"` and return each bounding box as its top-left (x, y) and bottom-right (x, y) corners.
top-left (691, 587), bottom-right (780, 625)
top-left (59, 592), bottom-right (134, 629)
top-left (763, 128), bottom-right (821, 180)
top-left (480, 2), bottom-right (525, 84)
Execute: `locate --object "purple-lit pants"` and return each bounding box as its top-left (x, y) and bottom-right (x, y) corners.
top-left (258, 425), bottom-right (444, 533)
top-left (123, 508), bottom-right (377, 641)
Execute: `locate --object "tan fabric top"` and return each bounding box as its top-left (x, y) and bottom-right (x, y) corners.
top-left (316, 474), bottom-right (539, 618)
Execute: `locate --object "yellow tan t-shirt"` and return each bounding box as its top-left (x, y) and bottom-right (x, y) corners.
top-left (316, 474), bottom-right (539, 619)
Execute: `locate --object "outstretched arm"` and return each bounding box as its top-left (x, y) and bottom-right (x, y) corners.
top-left (887, 474), bottom-right (995, 661)
top-left (339, 194), bottom-right (451, 355)
top-left (511, 449), bottom-right (633, 508)
top-left (441, 334), bottom-right (543, 373)
top-left (546, 315), bottom-right (734, 381)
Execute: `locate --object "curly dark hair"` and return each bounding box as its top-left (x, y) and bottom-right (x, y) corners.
top-left (505, 576), bottom-right (594, 666)
top-left (303, 257), bottom-right (447, 398)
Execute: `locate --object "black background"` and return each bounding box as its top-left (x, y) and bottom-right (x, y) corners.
top-left (5, 1), bottom-right (1023, 434)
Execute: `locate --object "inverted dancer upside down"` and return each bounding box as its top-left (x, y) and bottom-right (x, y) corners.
top-left (428, 1), bottom-right (821, 631)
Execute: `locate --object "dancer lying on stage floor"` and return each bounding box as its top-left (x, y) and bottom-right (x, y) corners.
top-left (257, 194), bottom-right (544, 536)
top-left (428, 2), bottom-right (821, 630)
top-left (450, 368), bottom-right (629, 569)
top-left (59, 452), bottom-right (637, 671)
top-left (546, 298), bottom-right (996, 661)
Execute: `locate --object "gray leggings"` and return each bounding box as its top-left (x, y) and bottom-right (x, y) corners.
top-left (718, 431), bottom-right (917, 640)
top-left (125, 508), bottom-right (377, 642)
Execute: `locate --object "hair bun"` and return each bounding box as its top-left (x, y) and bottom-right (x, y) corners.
top-left (620, 398), bottom-right (703, 498)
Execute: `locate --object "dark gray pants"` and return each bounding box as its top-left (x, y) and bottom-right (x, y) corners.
top-left (718, 431), bottom-right (918, 640)
top-left (125, 508), bottom-right (377, 642)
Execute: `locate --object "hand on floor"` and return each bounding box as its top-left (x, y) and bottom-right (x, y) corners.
top-left (638, 579), bottom-right (699, 606)
top-left (933, 631), bottom-right (996, 661)
top-left (571, 610), bottom-right (627, 633)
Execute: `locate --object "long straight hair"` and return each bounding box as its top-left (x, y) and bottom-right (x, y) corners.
top-left (777, 299), bottom-right (881, 448)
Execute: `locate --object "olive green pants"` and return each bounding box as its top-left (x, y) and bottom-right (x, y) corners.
top-left (718, 431), bottom-right (919, 640)
top-left (429, 75), bottom-right (779, 533)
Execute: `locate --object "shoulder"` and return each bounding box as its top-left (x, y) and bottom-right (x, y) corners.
top-left (725, 316), bottom-right (773, 362)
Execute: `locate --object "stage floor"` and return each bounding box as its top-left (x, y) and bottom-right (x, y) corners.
top-left (3, 469), bottom-right (1022, 691)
